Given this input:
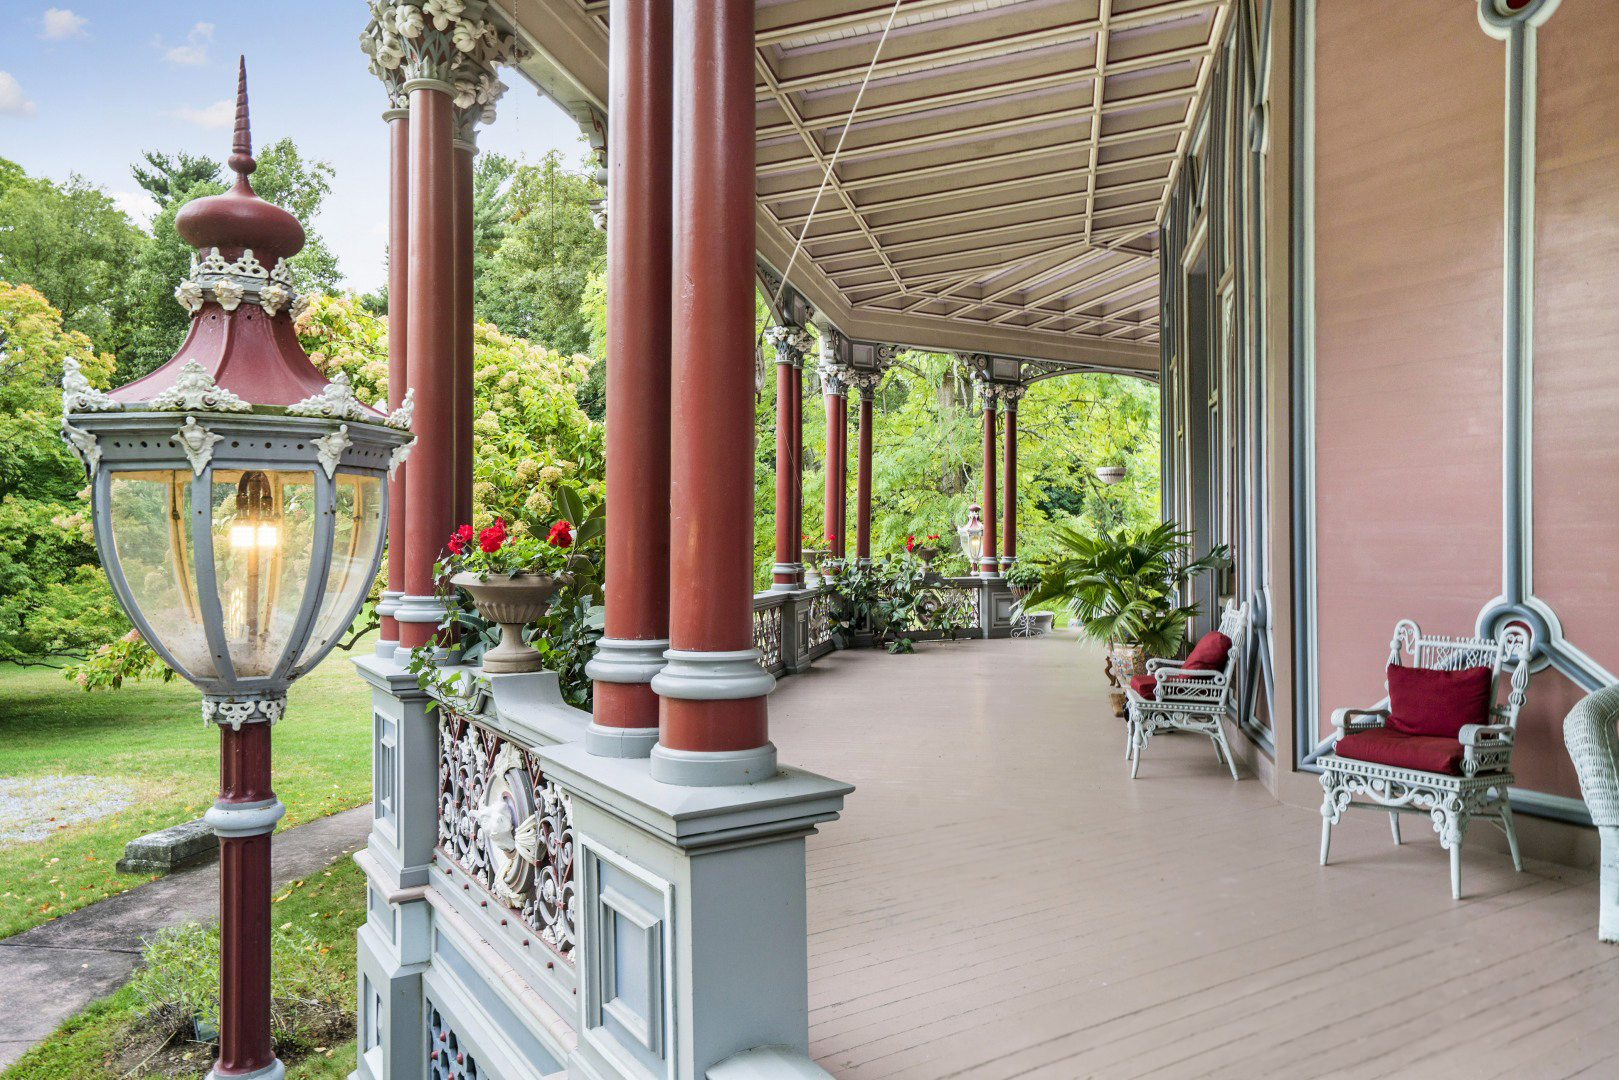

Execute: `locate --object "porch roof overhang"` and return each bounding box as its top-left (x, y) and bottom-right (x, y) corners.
top-left (504, 0), bottom-right (1232, 376)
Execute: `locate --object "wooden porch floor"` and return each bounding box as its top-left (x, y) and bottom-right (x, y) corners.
top-left (769, 633), bottom-right (1619, 1080)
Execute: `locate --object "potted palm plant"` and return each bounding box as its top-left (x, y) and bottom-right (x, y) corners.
top-left (1024, 522), bottom-right (1228, 716)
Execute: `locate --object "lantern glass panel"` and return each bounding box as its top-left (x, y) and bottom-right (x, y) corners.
top-left (210, 469), bottom-right (316, 677)
top-left (108, 471), bottom-right (215, 679)
top-left (301, 472), bottom-right (384, 666)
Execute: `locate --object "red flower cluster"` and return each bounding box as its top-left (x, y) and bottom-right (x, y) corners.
top-left (445, 524), bottom-right (475, 555)
top-left (479, 518), bottom-right (507, 554)
top-left (926, 533), bottom-right (940, 542)
top-left (905, 535), bottom-right (916, 553)
top-left (548, 520), bottom-right (573, 548)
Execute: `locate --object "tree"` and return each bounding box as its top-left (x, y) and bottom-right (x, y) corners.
top-left (0, 282), bottom-right (128, 665)
top-left (477, 150), bottom-right (604, 356)
top-left (119, 137), bottom-right (343, 381)
top-left (0, 169), bottom-right (144, 360)
top-left (132, 150), bottom-right (221, 209)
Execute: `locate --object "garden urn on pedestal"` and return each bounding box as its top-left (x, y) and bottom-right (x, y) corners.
top-left (59, 61), bottom-right (413, 1080)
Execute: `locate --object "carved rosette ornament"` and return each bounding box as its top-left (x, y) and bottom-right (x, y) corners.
top-left (974, 374), bottom-right (1027, 407)
top-left (61, 358), bottom-right (120, 414)
top-left (437, 712), bottom-right (577, 962)
top-left (148, 360), bottom-right (252, 412)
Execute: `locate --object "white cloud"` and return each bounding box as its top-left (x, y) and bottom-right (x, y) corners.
top-left (174, 98), bottom-right (234, 129)
top-left (39, 8), bottom-right (87, 40)
top-left (111, 191), bottom-right (159, 231)
top-left (0, 72), bottom-right (37, 117)
top-left (158, 22), bottom-right (213, 67)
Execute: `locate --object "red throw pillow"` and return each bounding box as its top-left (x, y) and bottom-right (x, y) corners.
top-left (1385, 664), bottom-right (1493, 739)
top-left (1181, 631), bottom-right (1232, 672)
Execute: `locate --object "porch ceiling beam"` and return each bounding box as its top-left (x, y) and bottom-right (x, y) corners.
top-left (1082, 0), bottom-right (1112, 244)
top-left (993, 262), bottom-right (1159, 322)
top-left (758, 0), bottom-right (1224, 98)
top-left (756, 104), bottom-right (1097, 175)
top-left (754, 57), bottom-right (901, 290)
top-left (807, 210), bottom-right (1097, 265)
top-left (754, 66), bottom-right (1097, 140)
top-left (1154, 0), bottom-right (1232, 226)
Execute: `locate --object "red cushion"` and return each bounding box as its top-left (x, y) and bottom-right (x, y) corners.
top-left (1182, 631), bottom-right (1232, 672)
top-left (1385, 664), bottom-right (1493, 739)
top-left (1129, 674), bottom-right (1157, 699)
top-left (1334, 730), bottom-right (1464, 775)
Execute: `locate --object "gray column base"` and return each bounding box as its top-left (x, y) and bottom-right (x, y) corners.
top-left (650, 742), bottom-right (779, 787)
top-left (585, 722), bottom-right (660, 758)
top-left (586, 636), bottom-right (671, 684)
top-left (373, 638), bottom-right (399, 659)
top-left (206, 1059), bottom-right (284, 1080)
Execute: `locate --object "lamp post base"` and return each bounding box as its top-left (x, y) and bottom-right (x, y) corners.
top-left (206, 1058), bottom-right (285, 1080)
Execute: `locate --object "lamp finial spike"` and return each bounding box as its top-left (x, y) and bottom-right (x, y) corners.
top-left (229, 55), bottom-right (255, 181)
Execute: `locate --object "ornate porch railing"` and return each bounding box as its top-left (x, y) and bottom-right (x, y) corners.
top-left (436, 709), bottom-right (576, 965)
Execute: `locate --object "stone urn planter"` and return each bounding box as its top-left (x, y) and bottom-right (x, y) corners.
top-left (451, 571), bottom-right (572, 674)
top-left (1106, 640), bottom-right (1148, 717)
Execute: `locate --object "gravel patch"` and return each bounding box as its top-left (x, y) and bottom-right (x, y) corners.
top-left (0, 775), bottom-right (136, 844)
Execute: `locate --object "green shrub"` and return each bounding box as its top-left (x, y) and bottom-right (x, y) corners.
top-left (129, 921), bottom-right (339, 1041)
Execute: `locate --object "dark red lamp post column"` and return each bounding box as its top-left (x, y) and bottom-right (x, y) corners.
top-left (586, 0), bottom-right (674, 756)
top-left (650, 0), bottom-right (777, 785)
top-left (66, 62), bottom-right (411, 1080)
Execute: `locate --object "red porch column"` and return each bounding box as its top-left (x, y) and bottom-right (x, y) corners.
top-left (452, 135), bottom-right (475, 533)
top-left (378, 101), bottom-right (409, 654)
top-left (399, 78), bottom-right (456, 649)
top-left (855, 386), bottom-right (874, 565)
top-left (1002, 396), bottom-right (1018, 567)
top-left (823, 369), bottom-right (848, 560)
top-left (649, 0), bottom-right (775, 786)
top-left (791, 354), bottom-right (805, 582)
top-left (768, 327), bottom-right (808, 589)
top-left (980, 399), bottom-right (999, 576)
top-left (586, 0), bottom-right (673, 757)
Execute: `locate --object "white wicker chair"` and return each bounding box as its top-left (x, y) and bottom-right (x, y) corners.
top-left (1126, 599), bottom-right (1248, 781)
top-left (1318, 619), bottom-right (1533, 900)
top-left (1562, 684), bottom-right (1619, 942)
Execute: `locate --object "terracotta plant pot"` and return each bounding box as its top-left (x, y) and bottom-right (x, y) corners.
top-left (451, 571), bottom-right (573, 674)
top-left (1107, 641), bottom-right (1147, 717)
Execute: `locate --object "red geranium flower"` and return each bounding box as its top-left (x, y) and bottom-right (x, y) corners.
top-left (446, 523), bottom-right (475, 555)
top-left (905, 535), bottom-right (916, 552)
top-left (548, 520), bottom-right (573, 548)
top-left (479, 518), bottom-right (507, 554)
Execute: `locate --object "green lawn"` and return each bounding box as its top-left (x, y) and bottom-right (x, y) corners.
top-left (2, 856), bottom-right (367, 1080)
top-left (0, 639), bottom-right (377, 939)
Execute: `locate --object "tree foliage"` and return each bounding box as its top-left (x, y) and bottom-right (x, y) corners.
top-left (476, 150), bottom-right (605, 356)
top-left (0, 282), bottom-right (129, 665)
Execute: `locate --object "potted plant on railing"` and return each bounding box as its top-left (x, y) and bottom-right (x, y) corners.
top-left (904, 532), bottom-right (945, 578)
top-left (440, 516), bottom-right (579, 674)
top-left (1004, 561), bottom-right (1046, 637)
top-left (1024, 522), bottom-right (1228, 716)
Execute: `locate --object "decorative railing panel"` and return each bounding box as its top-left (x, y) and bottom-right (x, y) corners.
top-left (904, 578), bottom-right (982, 636)
top-left (437, 711), bottom-right (576, 964)
top-left (752, 599), bottom-right (784, 672)
top-left (807, 592), bottom-right (833, 650)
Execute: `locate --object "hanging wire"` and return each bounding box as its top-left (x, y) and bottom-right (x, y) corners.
top-left (768, 0), bottom-right (908, 322)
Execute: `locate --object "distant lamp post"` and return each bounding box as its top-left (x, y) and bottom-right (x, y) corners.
top-left (60, 61), bottom-right (411, 1080)
top-left (959, 503), bottom-right (985, 564)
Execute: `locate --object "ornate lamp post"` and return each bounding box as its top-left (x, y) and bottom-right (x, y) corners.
top-left (60, 63), bottom-right (412, 1080)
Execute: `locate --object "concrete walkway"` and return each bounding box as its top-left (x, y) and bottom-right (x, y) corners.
top-left (0, 804), bottom-right (372, 1069)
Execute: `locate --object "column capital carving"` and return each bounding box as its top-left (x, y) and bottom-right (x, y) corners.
top-left (973, 372), bottom-right (1027, 407)
top-left (765, 324), bottom-right (814, 368)
top-left (362, 1), bottom-right (528, 118)
top-left (844, 368), bottom-right (884, 397)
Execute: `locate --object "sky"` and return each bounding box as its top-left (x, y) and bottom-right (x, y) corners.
top-left (0, 2), bottom-right (586, 292)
